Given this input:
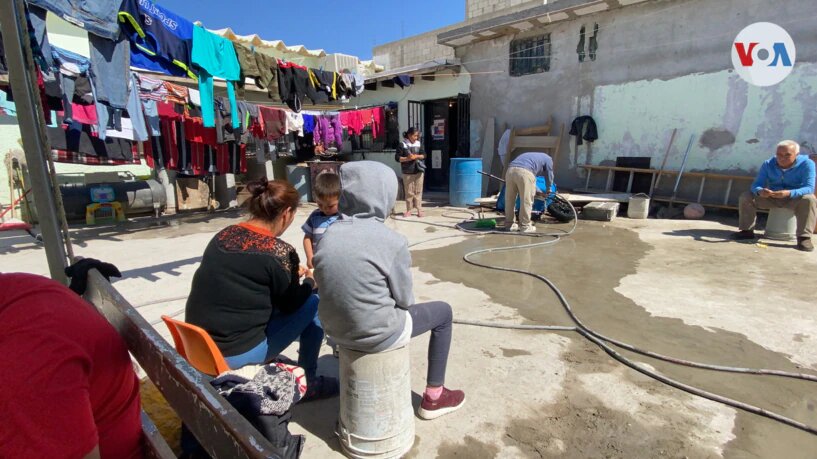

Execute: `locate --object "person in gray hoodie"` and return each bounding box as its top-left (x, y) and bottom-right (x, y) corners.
top-left (314, 161), bottom-right (465, 420)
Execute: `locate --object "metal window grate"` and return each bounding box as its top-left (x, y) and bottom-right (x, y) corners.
top-left (509, 34), bottom-right (551, 77)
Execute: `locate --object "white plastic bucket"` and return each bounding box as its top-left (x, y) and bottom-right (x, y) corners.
top-left (337, 346), bottom-right (415, 459)
top-left (765, 207), bottom-right (796, 241)
top-left (627, 193), bottom-right (650, 219)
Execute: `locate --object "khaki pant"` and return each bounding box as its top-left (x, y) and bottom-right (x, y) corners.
top-left (403, 173), bottom-right (424, 213)
top-left (738, 190), bottom-right (817, 238)
top-left (504, 167), bottom-right (536, 229)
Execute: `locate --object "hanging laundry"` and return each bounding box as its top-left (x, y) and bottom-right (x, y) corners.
top-left (88, 32), bottom-right (130, 110)
top-left (238, 101), bottom-right (264, 142)
top-left (302, 114), bottom-right (315, 134)
top-left (191, 25), bottom-right (240, 129)
top-left (313, 115), bottom-right (342, 149)
top-left (277, 61), bottom-right (312, 112)
top-left (73, 76), bottom-right (95, 105)
top-left (285, 111), bottom-right (304, 137)
top-left (215, 97), bottom-right (238, 144)
top-left (52, 148), bottom-right (140, 166)
top-left (28, 0), bottom-right (122, 40)
top-left (0, 89), bottom-right (17, 116)
top-left (28, 3), bottom-right (131, 111)
top-left (338, 73), bottom-right (355, 99)
top-left (233, 43), bottom-right (279, 100)
top-left (47, 123), bottom-right (135, 161)
top-left (372, 107), bottom-right (385, 139)
top-left (569, 115), bottom-right (598, 146)
top-left (118, 0), bottom-right (196, 79)
top-left (352, 73), bottom-right (365, 96)
top-left (258, 106), bottom-right (287, 141)
top-left (50, 46), bottom-right (90, 127)
top-left (188, 88), bottom-right (201, 106)
top-left (143, 125), bottom-right (177, 170)
top-left (307, 69), bottom-right (329, 104)
top-left (136, 74), bottom-right (167, 101)
top-left (66, 102), bottom-right (98, 126)
top-left (320, 70), bottom-right (339, 101)
top-left (393, 75), bottom-right (412, 89)
top-left (164, 81), bottom-right (189, 105)
top-left (339, 110), bottom-right (364, 136)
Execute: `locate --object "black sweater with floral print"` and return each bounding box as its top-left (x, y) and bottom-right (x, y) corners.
top-left (185, 223), bottom-right (314, 356)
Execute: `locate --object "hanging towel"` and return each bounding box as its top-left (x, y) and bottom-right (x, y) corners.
top-left (191, 25), bottom-right (240, 129)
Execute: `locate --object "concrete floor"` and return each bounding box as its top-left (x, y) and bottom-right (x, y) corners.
top-left (1, 202), bottom-right (816, 458)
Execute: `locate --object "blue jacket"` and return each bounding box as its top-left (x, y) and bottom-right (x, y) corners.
top-left (751, 155), bottom-right (816, 198)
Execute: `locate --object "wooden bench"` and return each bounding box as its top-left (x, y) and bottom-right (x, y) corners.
top-left (84, 270), bottom-right (284, 459)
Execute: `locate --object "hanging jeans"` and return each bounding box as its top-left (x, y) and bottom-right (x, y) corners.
top-left (29, 6), bottom-right (129, 112)
top-left (27, 0), bottom-right (122, 40)
top-left (50, 46), bottom-right (90, 126)
top-left (224, 295), bottom-right (324, 383)
top-left (409, 301), bottom-right (453, 387)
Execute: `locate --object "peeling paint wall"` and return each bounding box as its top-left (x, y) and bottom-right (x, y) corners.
top-left (459, 0), bottom-right (817, 197)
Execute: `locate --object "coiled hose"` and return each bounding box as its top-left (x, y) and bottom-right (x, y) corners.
top-left (396, 195), bottom-right (817, 435)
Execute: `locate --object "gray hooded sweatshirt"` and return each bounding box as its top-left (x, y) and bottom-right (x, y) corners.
top-left (313, 161), bottom-right (415, 353)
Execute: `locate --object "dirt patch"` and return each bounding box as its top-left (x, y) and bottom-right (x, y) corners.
top-left (501, 347), bottom-right (532, 358)
top-left (425, 226), bottom-right (440, 233)
top-left (436, 435), bottom-right (500, 458)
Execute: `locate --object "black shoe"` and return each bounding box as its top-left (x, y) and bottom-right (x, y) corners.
top-left (301, 376), bottom-right (339, 402)
top-left (797, 237), bottom-right (814, 252)
top-left (732, 230), bottom-right (756, 241)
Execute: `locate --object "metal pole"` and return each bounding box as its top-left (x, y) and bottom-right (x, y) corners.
top-left (0, 0), bottom-right (68, 282)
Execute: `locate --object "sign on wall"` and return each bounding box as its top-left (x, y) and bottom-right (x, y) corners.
top-left (431, 150), bottom-right (442, 169)
top-left (432, 119), bottom-right (446, 140)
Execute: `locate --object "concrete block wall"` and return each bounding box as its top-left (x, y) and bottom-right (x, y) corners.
top-left (459, 0), bottom-right (817, 203)
top-left (373, 28), bottom-right (457, 70)
top-left (466, 0), bottom-right (541, 19)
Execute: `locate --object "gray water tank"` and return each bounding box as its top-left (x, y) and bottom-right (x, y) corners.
top-left (59, 179), bottom-right (167, 221)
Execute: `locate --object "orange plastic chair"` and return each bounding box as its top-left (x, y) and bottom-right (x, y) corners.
top-left (161, 315), bottom-right (230, 376)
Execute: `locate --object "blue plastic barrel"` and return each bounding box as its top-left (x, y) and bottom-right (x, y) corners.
top-left (448, 158), bottom-right (483, 207)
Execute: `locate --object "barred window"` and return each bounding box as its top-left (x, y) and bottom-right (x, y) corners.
top-left (509, 34), bottom-right (551, 77)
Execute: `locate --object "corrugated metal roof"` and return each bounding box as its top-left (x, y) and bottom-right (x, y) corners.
top-left (205, 26), bottom-right (327, 57)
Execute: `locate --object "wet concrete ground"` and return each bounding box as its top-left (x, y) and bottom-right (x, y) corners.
top-left (2, 204), bottom-right (816, 457)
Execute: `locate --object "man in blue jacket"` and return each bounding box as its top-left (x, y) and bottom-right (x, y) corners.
top-left (733, 140), bottom-right (816, 251)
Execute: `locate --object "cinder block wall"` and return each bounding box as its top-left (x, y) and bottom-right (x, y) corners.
top-left (373, 28), bottom-right (457, 70)
top-left (466, 0), bottom-right (536, 19)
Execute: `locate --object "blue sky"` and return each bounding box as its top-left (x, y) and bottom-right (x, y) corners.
top-left (160, 0), bottom-right (464, 59)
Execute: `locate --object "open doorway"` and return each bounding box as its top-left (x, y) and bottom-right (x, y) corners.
top-left (408, 94), bottom-right (470, 192)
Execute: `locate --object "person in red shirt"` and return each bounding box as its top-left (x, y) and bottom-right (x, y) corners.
top-left (0, 273), bottom-right (143, 459)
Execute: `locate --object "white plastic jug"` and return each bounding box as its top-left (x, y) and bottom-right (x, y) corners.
top-left (627, 193), bottom-right (650, 219)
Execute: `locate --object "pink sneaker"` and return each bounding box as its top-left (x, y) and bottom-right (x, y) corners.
top-left (403, 211), bottom-right (411, 218)
top-left (417, 211), bottom-right (425, 218)
top-left (418, 387), bottom-right (465, 420)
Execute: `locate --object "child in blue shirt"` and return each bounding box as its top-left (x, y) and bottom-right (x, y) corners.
top-left (303, 171), bottom-right (341, 270)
